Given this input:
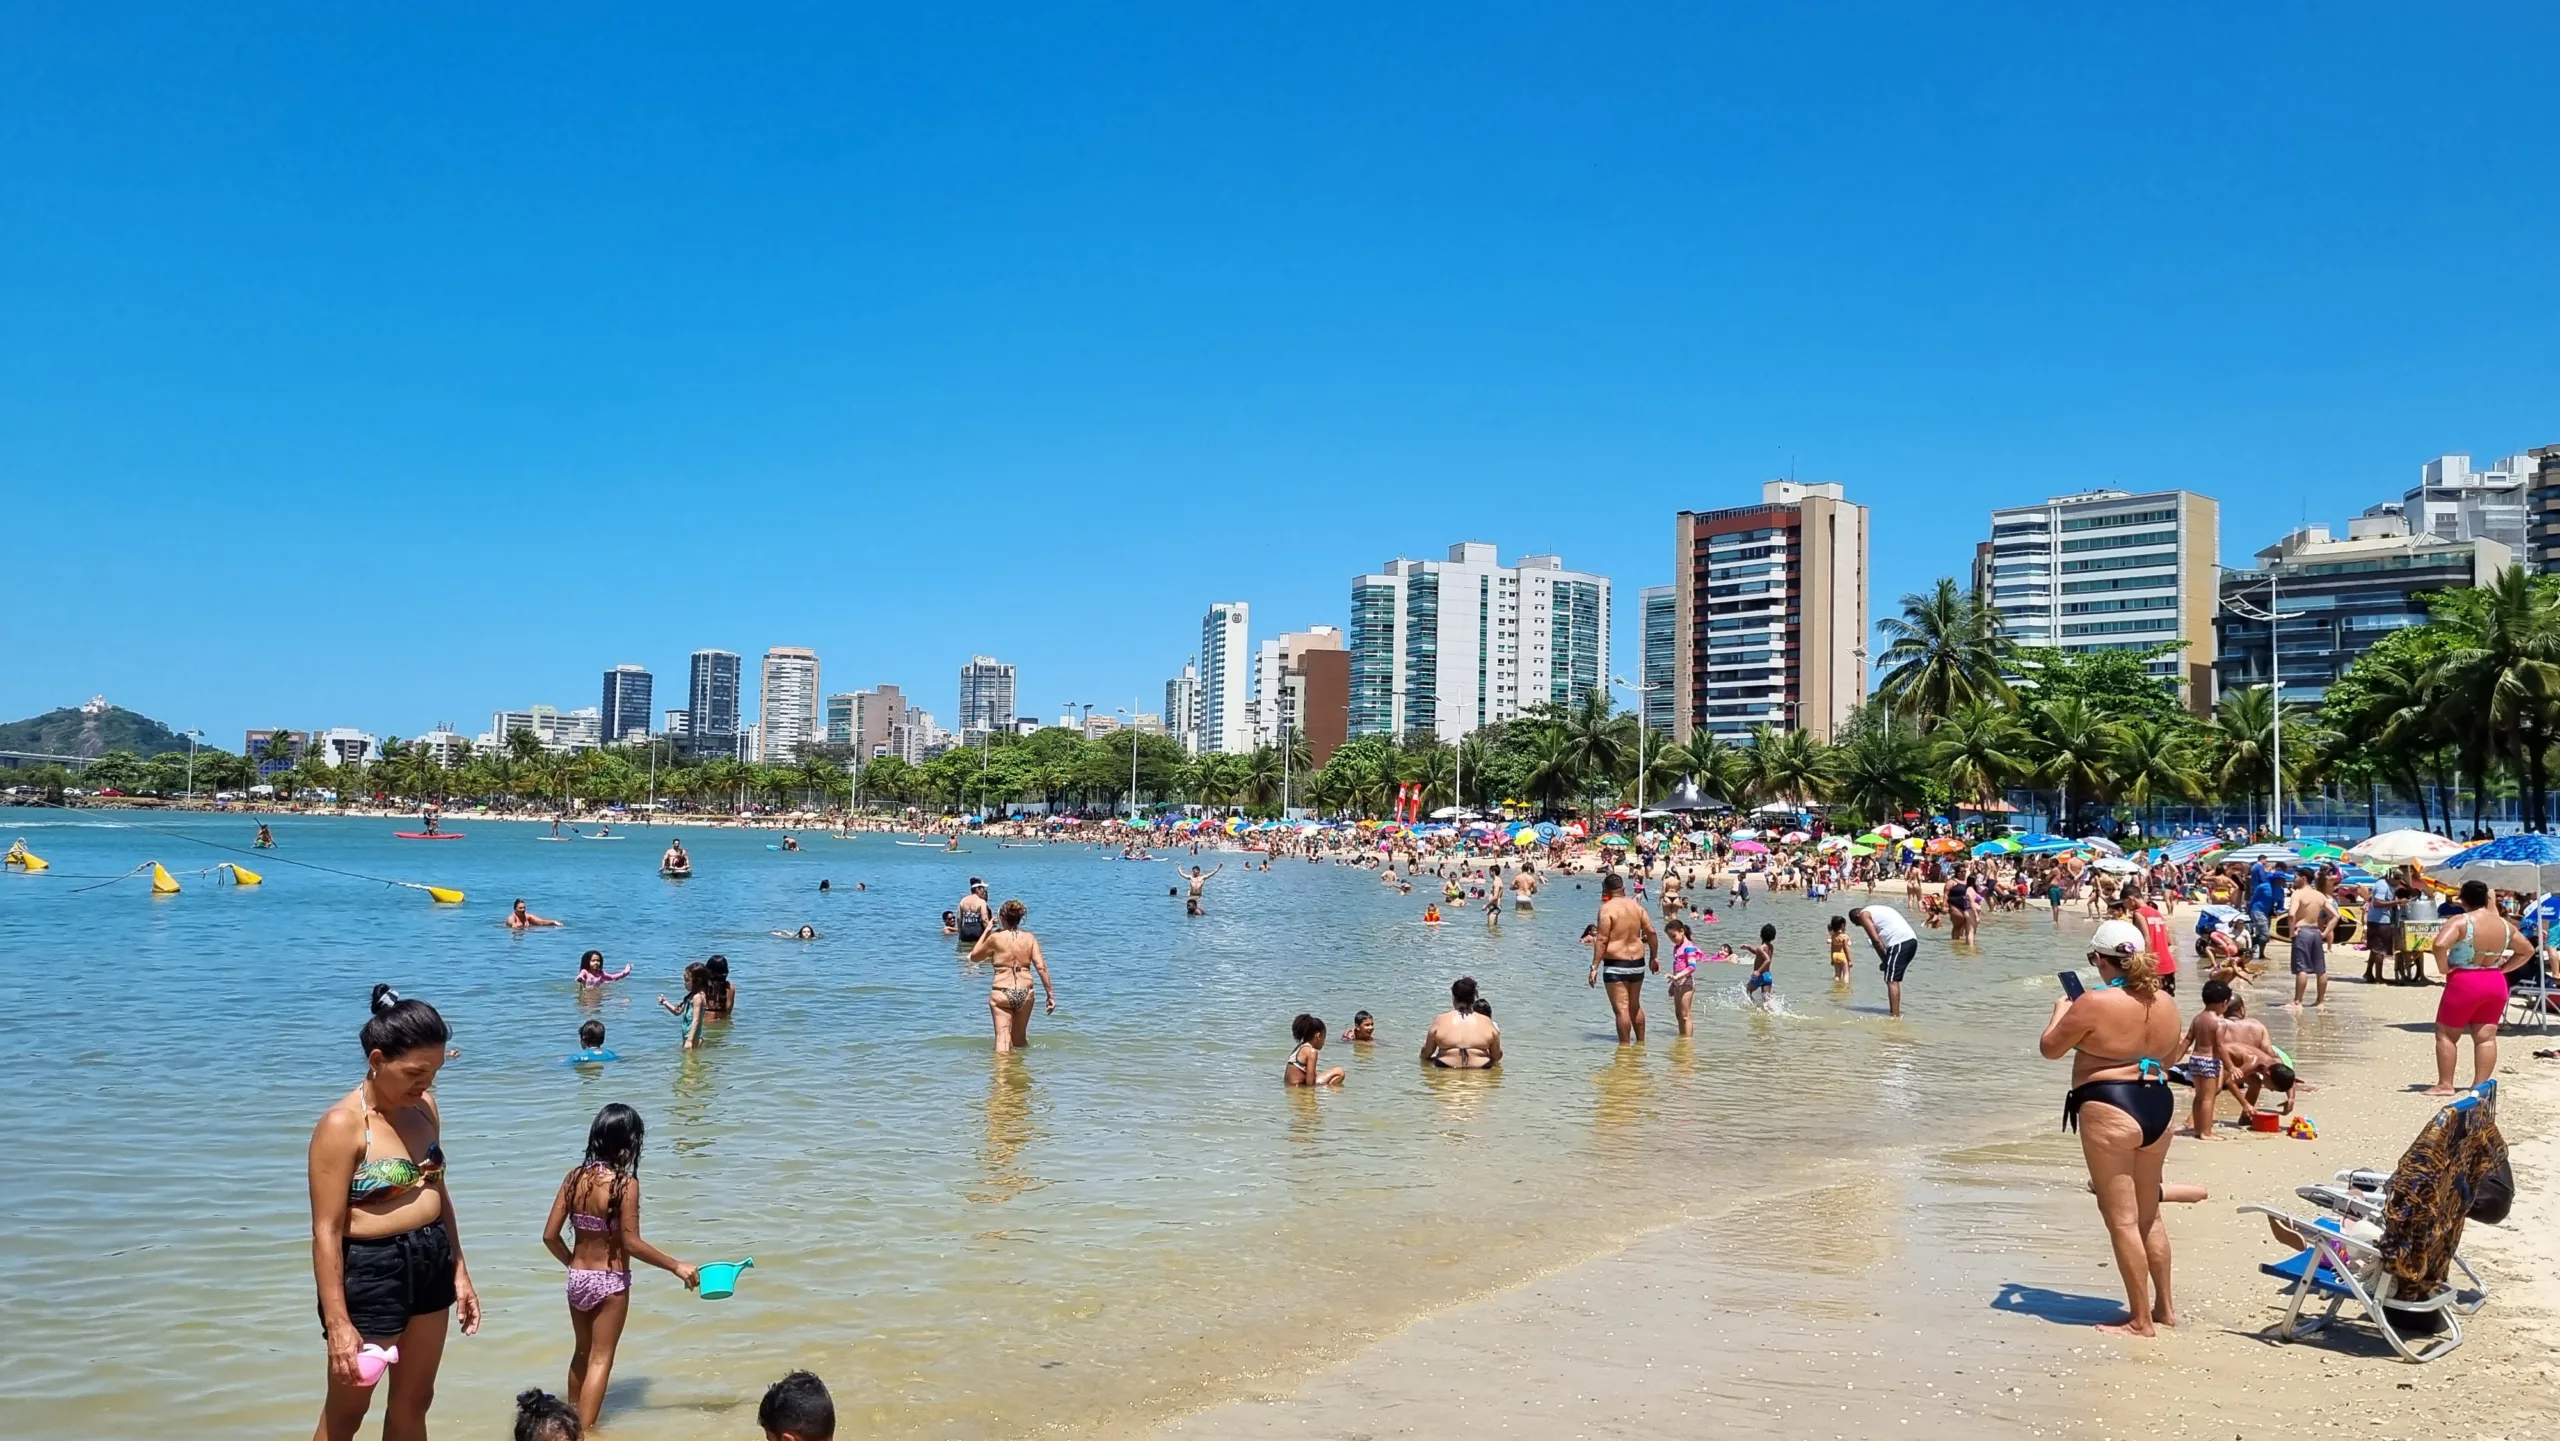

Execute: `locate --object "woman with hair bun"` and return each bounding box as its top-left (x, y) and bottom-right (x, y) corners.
top-left (513, 1387), bottom-right (581, 1441)
top-left (308, 985), bottom-right (481, 1440)
top-left (2039, 921), bottom-right (2183, 1338)
top-left (967, 898), bottom-right (1056, 1054)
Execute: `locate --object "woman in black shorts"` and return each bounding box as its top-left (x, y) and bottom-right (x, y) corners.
top-left (308, 985), bottom-right (481, 1439)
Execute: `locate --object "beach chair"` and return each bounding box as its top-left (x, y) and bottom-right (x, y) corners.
top-left (2504, 953), bottom-right (2556, 1032)
top-left (2237, 1083), bottom-right (2505, 1364)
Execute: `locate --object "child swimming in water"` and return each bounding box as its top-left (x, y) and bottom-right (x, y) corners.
top-left (569, 1020), bottom-right (619, 1066)
top-left (1284, 1014), bottom-right (1346, 1087)
top-left (576, 951), bottom-right (632, 986)
top-left (1423, 903), bottom-right (1442, 924)
top-left (1338, 1011), bottom-right (1376, 1044)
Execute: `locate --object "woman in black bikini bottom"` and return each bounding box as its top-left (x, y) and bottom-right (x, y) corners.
top-left (2039, 923), bottom-right (2184, 1337)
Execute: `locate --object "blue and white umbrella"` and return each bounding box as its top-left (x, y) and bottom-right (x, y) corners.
top-left (2435, 833), bottom-right (2560, 893)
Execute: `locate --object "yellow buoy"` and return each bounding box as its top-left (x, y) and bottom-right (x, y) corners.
top-left (5, 849), bottom-right (46, 871)
top-left (226, 863), bottom-right (263, 886)
top-left (425, 886), bottom-right (466, 904)
top-left (150, 862), bottom-right (181, 895)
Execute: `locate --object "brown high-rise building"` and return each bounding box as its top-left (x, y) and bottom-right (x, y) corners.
top-left (1293, 648), bottom-right (1350, 767)
top-left (1673, 481), bottom-right (1870, 746)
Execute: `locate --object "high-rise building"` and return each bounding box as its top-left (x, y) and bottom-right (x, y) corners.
top-left (824, 693), bottom-right (856, 747)
top-left (758, 647), bottom-right (821, 764)
top-left (1639, 585), bottom-right (1677, 735)
top-left (1980, 487), bottom-right (2216, 711)
top-left (244, 729), bottom-right (311, 778)
top-left (1346, 543), bottom-right (1611, 742)
top-left (958, 656), bottom-right (1017, 736)
top-left (1198, 602), bottom-right (1253, 753)
top-left (480, 705), bottom-right (603, 754)
top-left (414, 727), bottom-right (468, 768)
top-left (309, 728), bottom-right (380, 768)
top-left (662, 709), bottom-right (690, 739)
top-left (1673, 481), bottom-right (1869, 745)
top-left (1163, 663), bottom-right (1200, 755)
top-left (851, 685), bottom-right (905, 760)
top-left (601, 665), bottom-right (653, 745)
top-left (687, 650), bottom-right (742, 758)
top-left (1294, 647), bottom-right (1350, 767)
top-left (2215, 511), bottom-right (2510, 705)
top-left (1252, 625), bottom-right (1344, 748)
top-left (2402, 452), bottom-right (2537, 552)
top-left (2518, 446), bottom-right (2560, 573)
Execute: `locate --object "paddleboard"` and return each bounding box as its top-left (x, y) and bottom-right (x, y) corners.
top-left (394, 832), bottom-right (465, 840)
top-left (894, 840), bottom-right (945, 848)
top-left (536, 836), bottom-right (574, 843)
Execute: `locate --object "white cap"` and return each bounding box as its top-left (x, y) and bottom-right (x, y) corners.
top-left (2089, 919), bottom-right (2147, 959)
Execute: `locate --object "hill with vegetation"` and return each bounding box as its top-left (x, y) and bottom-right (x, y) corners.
top-left (0, 702), bottom-right (191, 758)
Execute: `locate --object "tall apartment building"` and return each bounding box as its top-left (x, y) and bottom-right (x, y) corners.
top-left (2216, 511), bottom-right (2509, 706)
top-left (1347, 543), bottom-right (1611, 742)
top-left (244, 729), bottom-right (311, 778)
top-left (2402, 452), bottom-right (2537, 552)
top-left (757, 647), bottom-right (821, 764)
top-left (2518, 446), bottom-right (2560, 572)
top-left (1672, 481), bottom-right (1869, 745)
top-left (481, 705), bottom-right (603, 754)
top-left (1163, 663), bottom-right (1200, 756)
top-left (309, 728), bottom-right (380, 768)
top-left (1639, 584), bottom-right (1677, 734)
top-left (958, 656), bottom-right (1017, 737)
top-left (1981, 488), bottom-right (2216, 710)
top-left (601, 665), bottom-right (653, 744)
top-left (1252, 625), bottom-right (1344, 748)
top-left (686, 650), bottom-right (743, 759)
top-left (1198, 602), bottom-right (1253, 754)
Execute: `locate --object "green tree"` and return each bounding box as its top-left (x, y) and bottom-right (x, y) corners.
top-left (2024, 697), bottom-right (2122, 835)
top-left (1874, 577), bottom-right (2012, 724)
top-left (1828, 709), bottom-right (1928, 825)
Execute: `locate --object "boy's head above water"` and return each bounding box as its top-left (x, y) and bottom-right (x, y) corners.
top-left (578, 1019), bottom-right (605, 1049)
top-left (760, 1370), bottom-right (833, 1441)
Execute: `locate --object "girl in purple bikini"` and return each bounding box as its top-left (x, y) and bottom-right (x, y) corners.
top-left (540, 1105), bottom-right (700, 1431)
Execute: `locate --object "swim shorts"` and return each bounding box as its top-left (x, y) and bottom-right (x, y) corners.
top-left (1746, 971), bottom-right (1773, 990)
top-left (1600, 964), bottom-right (1648, 983)
top-left (1879, 939), bottom-right (1918, 984)
top-left (2438, 967), bottom-right (2509, 1029)
top-left (2289, 930), bottom-right (2327, 976)
top-left (326, 1220), bottom-right (456, 1341)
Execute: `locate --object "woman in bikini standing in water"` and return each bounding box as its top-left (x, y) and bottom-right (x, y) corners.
top-left (1419, 976), bottom-right (1502, 1068)
top-left (969, 898), bottom-right (1055, 1053)
top-left (2039, 920), bottom-right (2183, 1337)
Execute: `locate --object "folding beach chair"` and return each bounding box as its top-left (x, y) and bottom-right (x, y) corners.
top-left (2237, 1083), bottom-right (2505, 1364)
top-left (2504, 952), bottom-right (2556, 1032)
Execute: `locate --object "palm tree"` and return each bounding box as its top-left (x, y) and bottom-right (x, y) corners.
top-left (1523, 728), bottom-right (1580, 817)
top-left (1829, 712), bottom-right (1928, 826)
top-left (2433, 565), bottom-right (2560, 830)
top-left (2205, 686), bottom-right (2287, 833)
top-left (1556, 690), bottom-right (1635, 818)
top-left (1931, 701), bottom-right (2026, 814)
top-left (1684, 732), bottom-right (1753, 812)
top-left (1747, 725), bottom-right (1833, 811)
top-left (1403, 742), bottom-right (1456, 812)
top-left (2109, 718), bottom-right (2202, 833)
top-left (1873, 578), bottom-right (2013, 725)
top-left (2025, 697), bottom-right (2120, 835)
top-left (1241, 747), bottom-right (1284, 811)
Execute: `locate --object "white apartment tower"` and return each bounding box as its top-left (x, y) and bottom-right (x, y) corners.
top-left (1198, 602), bottom-right (1253, 754)
top-left (1164, 663), bottom-right (1201, 756)
top-left (1980, 489), bottom-right (2218, 710)
top-left (757, 647), bottom-right (822, 764)
top-left (958, 656), bottom-right (1017, 736)
top-left (1348, 542), bottom-right (1611, 742)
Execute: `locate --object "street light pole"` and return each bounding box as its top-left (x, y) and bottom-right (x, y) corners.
top-left (183, 729), bottom-right (204, 802)
top-left (1117, 700), bottom-right (1141, 818)
top-left (2221, 570), bottom-right (2301, 839)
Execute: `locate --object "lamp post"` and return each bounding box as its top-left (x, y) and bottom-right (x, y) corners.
top-left (2221, 569), bottom-right (2302, 839)
top-left (1610, 675), bottom-right (1668, 825)
top-left (1116, 700), bottom-right (1141, 818)
top-left (182, 729), bottom-right (204, 802)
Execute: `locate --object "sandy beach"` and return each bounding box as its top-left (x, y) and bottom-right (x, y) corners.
top-left (1158, 955), bottom-right (2560, 1440)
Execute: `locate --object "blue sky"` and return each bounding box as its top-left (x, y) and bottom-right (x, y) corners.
top-left (5, 4), bottom-right (2555, 747)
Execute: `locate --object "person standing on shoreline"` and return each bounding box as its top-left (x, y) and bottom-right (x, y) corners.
top-left (2040, 924), bottom-right (2181, 1337)
top-left (970, 899), bottom-right (1055, 1053)
top-left (1848, 904), bottom-right (1919, 1018)
top-left (2284, 869), bottom-right (2338, 1011)
top-left (1587, 873), bottom-right (1657, 1043)
top-left (308, 986), bottom-right (481, 1441)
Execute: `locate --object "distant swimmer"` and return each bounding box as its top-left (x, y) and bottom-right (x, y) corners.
top-left (575, 951), bottom-right (631, 987)
top-left (1338, 1011), bottom-right (1376, 1044)
top-left (1284, 1014), bottom-right (1346, 1087)
top-left (1184, 864), bottom-right (1221, 916)
top-left (780, 834), bottom-right (800, 852)
top-left (968, 899), bottom-right (1056, 1054)
top-left (1419, 977), bottom-right (1501, 1069)
top-left (508, 899), bottom-right (564, 930)
top-left (771, 925), bottom-right (818, 940)
top-left (255, 824), bottom-right (276, 849)
top-left (956, 879), bottom-right (992, 945)
top-left (659, 840), bottom-right (691, 876)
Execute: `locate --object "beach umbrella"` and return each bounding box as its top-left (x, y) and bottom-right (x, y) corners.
top-left (1817, 835), bottom-right (1853, 851)
top-left (1852, 831), bottom-right (1886, 847)
top-left (2296, 840), bottom-right (2347, 861)
top-left (1971, 837), bottom-right (2022, 857)
top-left (2076, 836), bottom-right (2124, 856)
top-left (1512, 831), bottom-right (1537, 847)
top-left (1873, 823), bottom-right (1910, 839)
top-left (2348, 830), bottom-right (2464, 865)
top-left (1781, 830), bottom-right (1810, 844)
top-left (1731, 838), bottom-right (1770, 853)
top-left (2216, 843), bottom-right (2304, 865)
top-left (1730, 828), bottom-right (1761, 840)
top-left (1925, 836), bottom-right (1963, 854)
top-left (2091, 855), bottom-right (2143, 875)
top-left (2162, 836), bottom-right (2218, 865)
top-left (1598, 835), bottom-right (1630, 848)
top-left (2436, 833), bottom-right (2560, 892)
top-left (1844, 843), bottom-right (1877, 857)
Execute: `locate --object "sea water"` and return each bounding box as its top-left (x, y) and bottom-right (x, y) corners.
top-left (0, 812), bottom-right (2335, 1439)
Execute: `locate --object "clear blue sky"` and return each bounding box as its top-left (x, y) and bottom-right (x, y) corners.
top-left (5, 5), bottom-right (2554, 747)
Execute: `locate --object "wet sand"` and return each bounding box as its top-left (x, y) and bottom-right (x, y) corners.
top-left (1160, 955), bottom-right (2560, 1440)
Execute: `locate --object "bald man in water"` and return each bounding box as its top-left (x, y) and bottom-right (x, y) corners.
top-left (1588, 872), bottom-right (1659, 1043)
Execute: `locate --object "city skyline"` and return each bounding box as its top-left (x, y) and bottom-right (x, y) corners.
top-left (6, 11), bottom-right (2556, 745)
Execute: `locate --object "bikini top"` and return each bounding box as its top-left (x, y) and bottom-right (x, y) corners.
top-left (1286, 1043), bottom-right (1317, 1077)
top-left (349, 1101), bottom-right (445, 1202)
top-left (568, 1163), bottom-right (621, 1233)
top-left (2447, 916), bottom-right (2510, 969)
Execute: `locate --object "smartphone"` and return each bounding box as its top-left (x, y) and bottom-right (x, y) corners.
top-left (2057, 970), bottom-right (2086, 1000)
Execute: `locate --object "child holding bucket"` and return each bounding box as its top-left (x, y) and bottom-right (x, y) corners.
top-left (540, 1104), bottom-right (699, 1431)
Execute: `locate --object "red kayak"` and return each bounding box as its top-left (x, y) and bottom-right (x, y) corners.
top-left (393, 832), bottom-right (466, 840)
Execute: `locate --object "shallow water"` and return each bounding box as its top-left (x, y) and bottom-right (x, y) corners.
top-left (0, 811), bottom-right (2361, 1438)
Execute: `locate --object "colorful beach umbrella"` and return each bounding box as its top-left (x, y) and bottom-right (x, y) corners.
top-left (1731, 838), bottom-right (1770, 853)
top-left (2347, 829), bottom-right (2464, 865)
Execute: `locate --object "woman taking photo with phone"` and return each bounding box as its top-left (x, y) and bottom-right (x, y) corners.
top-left (2040, 921), bottom-right (2182, 1337)
top-left (308, 985), bottom-right (481, 1439)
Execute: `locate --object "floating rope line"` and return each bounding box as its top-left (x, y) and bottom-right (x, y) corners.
top-left (11, 804), bottom-right (462, 902)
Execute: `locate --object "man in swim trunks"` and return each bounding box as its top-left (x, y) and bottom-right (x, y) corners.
top-left (1849, 904), bottom-right (1919, 1018)
top-left (1587, 873), bottom-right (1658, 1044)
top-left (956, 879), bottom-right (992, 945)
top-left (2284, 869), bottom-right (2336, 1011)
top-left (1513, 866), bottom-right (1539, 910)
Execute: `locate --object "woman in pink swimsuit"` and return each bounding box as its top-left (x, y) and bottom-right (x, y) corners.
top-left (2428, 880), bottom-right (2531, 1096)
top-left (540, 1104), bottom-right (699, 1430)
